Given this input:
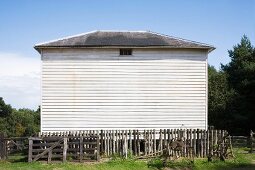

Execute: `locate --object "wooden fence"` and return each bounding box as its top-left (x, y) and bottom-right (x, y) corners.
top-left (37, 129), bottom-right (230, 159)
top-left (1, 129), bottom-right (236, 162)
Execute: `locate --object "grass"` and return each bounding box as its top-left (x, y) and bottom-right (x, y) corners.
top-left (0, 159), bottom-right (150, 170)
top-left (0, 148), bottom-right (254, 170)
top-left (148, 147), bottom-right (255, 170)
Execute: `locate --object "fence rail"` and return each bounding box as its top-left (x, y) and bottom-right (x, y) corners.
top-left (231, 136), bottom-right (249, 147)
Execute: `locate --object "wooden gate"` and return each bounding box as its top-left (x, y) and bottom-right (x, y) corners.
top-left (0, 133), bottom-right (28, 160)
top-left (28, 135), bottom-right (100, 163)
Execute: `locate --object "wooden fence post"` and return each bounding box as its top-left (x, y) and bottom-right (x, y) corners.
top-left (197, 129), bottom-right (200, 158)
top-left (250, 130), bottom-right (254, 153)
top-left (133, 130), bottom-right (137, 156)
top-left (137, 130), bottom-right (140, 156)
top-left (153, 129), bottom-right (156, 156)
top-left (129, 130), bottom-right (132, 155)
top-left (97, 134), bottom-right (100, 161)
top-left (100, 130), bottom-right (103, 155)
top-left (0, 132), bottom-right (6, 160)
top-left (48, 149), bottom-right (52, 163)
top-left (79, 135), bottom-right (83, 162)
top-left (63, 137), bottom-right (67, 162)
top-left (28, 138), bottom-right (33, 163)
top-left (112, 130), bottom-right (115, 155)
top-left (158, 129), bottom-right (162, 154)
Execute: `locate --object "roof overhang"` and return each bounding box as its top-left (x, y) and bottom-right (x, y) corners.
top-left (34, 45), bottom-right (215, 54)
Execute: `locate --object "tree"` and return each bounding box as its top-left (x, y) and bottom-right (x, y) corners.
top-left (0, 97), bottom-right (12, 117)
top-left (0, 97), bottom-right (40, 137)
top-left (208, 65), bottom-right (235, 131)
top-left (221, 35), bottom-right (255, 135)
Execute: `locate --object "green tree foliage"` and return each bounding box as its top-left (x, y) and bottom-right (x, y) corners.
top-left (0, 98), bottom-right (40, 137)
top-left (208, 65), bottom-right (235, 131)
top-left (209, 35), bottom-right (255, 135)
top-left (221, 35), bottom-right (255, 135)
top-left (0, 97), bottom-right (12, 117)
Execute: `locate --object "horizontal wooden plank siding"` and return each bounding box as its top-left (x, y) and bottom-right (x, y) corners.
top-left (41, 49), bottom-right (207, 132)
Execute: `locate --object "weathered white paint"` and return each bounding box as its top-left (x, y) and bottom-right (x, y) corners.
top-left (41, 48), bottom-right (208, 132)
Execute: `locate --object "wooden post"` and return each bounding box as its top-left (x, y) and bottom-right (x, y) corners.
top-left (153, 129), bottom-right (156, 156)
top-left (147, 130), bottom-right (150, 156)
top-left (116, 130), bottom-right (119, 155)
top-left (112, 130), bottom-right (114, 156)
top-left (222, 130), bottom-right (225, 153)
top-left (104, 130), bottom-right (107, 156)
top-left (201, 130), bottom-right (204, 158)
top-left (0, 133), bottom-right (4, 160)
top-left (48, 149), bottom-right (52, 163)
top-left (96, 134), bottom-right (100, 161)
top-left (124, 134), bottom-right (127, 159)
top-left (133, 130), bottom-right (137, 156)
top-left (159, 129), bottom-right (162, 154)
top-left (203, 130), bottom-right (206, 157)
top-left (137, 130), bottom-right (140, 156)
top-left (215, 130), bottom-right (218, 157)
top-left (100, 130), bottom-right (103, 155)
top-left (211, 129), bottom-right (214, 156)
top-left (163, 129), bottom-right (167, 150)
top-left (63, 137), bottom-right (67, 162)
top-left (107, 130), bottom-right (110, 156)
top-left (197, 129), bottom-right (200, 158)
top-left (193, 129), bottom-right (196, 157)
top-left (186, 129), bottom-right (189, 158)
top-left (125, 130), bottom-right (128, 157)
top-left (118, 130), bottom-right (121, 155)
top-left (183, 129), bottom-right (186, 157)
top-left (250, 130), bottom-right (254, 153)
top-left (207, 129), bottom-right (209, 157)
top-left (122, 130), bottom-right (125, 157)
top-left (144, 130), bottom-right (147, 156)
top-left (112, 130), bottom-right (115, 154)
top-left (129, 130), bottom-right (132, 155)
top-left (79, 136), bottom-right (83, 162)
top-left (28, 138), bottom-right (33, 163)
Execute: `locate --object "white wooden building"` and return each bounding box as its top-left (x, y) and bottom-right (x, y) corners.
top-left (35, 31), bottom-right (215, 132)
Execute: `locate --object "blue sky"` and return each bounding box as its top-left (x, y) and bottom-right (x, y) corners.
top-left (0, 0), bottom-right (254, 109)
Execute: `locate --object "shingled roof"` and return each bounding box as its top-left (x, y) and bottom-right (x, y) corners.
top-left (34, 31), bottom-right (215, 52)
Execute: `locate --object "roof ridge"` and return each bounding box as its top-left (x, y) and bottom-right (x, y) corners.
top-left (98, 30), bottom-right (147, 33)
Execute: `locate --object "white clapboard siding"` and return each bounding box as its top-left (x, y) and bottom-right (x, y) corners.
top-left (41, 48), bottom-right (207, 132)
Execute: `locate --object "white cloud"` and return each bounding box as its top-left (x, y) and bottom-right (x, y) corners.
top-left (0, 52), bottom-right (40, 110)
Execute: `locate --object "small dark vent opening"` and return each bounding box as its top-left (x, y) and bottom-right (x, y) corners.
top-left (120, 49), bottom-right (132, 55)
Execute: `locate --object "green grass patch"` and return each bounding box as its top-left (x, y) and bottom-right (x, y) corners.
top-left (0, 148), bottom-right (254, 170)
top-left (0, 159), bottom-right (150, 170)
top-left (148, 147), bottom-right (255, 170)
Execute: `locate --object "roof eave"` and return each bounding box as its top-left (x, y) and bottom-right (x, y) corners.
top-left (34, 45), bottom-right (215, 54)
